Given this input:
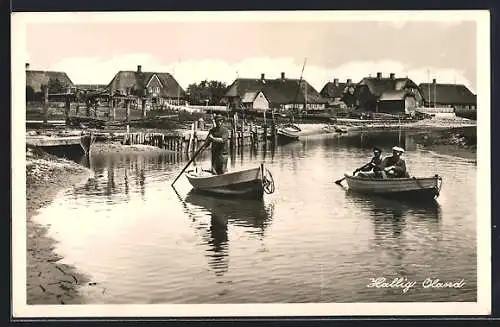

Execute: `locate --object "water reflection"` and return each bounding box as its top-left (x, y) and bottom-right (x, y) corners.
top-left (180, 190), bottom-right (274, 276)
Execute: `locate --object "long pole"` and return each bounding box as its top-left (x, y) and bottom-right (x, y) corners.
top-left (171, 140), bottom-right (210, 186)
top-left (433, 80), bottom-right (436, 108)
top-left (427, 69), bottom-right (430, 108)
top-left (294, 58), bottom-right (307, 117)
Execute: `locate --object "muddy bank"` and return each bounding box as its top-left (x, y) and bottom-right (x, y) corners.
top-left (412, 127), bottom-right (477, 161)
top-left (26, 145), bottom-right (92, 304)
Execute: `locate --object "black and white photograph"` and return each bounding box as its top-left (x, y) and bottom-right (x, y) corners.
top-left (11, 10), bottom-right (491, 317)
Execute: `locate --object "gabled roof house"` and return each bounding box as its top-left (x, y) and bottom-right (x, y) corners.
top-left (107, 65), bottom-right (186, 104)
top-left (418, 79), bottom-right (477, 110)
top-left (224, 72), bottom-right (329, 111)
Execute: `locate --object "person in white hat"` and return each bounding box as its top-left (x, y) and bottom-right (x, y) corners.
top-left (378, 146), bottom-right (410, 178)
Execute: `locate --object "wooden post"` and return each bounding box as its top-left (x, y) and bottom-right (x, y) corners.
top-left (86, 98), bottom-right (91, 117)
top-left (43, 86), bottom-right (49, 124)
top-left (110, 96), bottom-right (116, 121)
top-left (125, 99), bottom-right (131, 122)
top-left (188, 123), bottom-right (194, 153)
top-left (64, 94), bottom-right (71, 124)
top-left (193, 120), bottom-right (198, 151)
top-left (141, 99), bottom-right (147, 118)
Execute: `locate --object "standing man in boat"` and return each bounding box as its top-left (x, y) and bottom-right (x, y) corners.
top-left (207, 114), bottom-right (229, 175)
top-left (379, 146), bottom-right (410, 178)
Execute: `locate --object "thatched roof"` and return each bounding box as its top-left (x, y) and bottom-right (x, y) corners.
top-left (418, 83), bottom-right (476, 105)
top-left (357, 76), bottom-right (419, 97)
top-left (108, 71), bottom-right (186, 98)
top-left (320, 80), bottom-right (355, 99)
top-left (26, 70), bottom-right (74, 93)
top-left (225, 76), bottom-right (328, 105)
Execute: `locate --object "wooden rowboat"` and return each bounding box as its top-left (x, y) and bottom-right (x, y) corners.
top-left (185, 164), bottom-right (275, 199)
top-left (343, 174), bottom-right (443, 200)
top-left (276, 124), bottom-right (301, 143)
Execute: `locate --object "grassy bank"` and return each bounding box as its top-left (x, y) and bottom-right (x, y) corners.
top-left (26, 145), bottom-right (92, 304)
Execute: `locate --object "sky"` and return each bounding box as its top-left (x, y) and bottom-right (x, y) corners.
top-left (22, 14), bottom-right (478, 93)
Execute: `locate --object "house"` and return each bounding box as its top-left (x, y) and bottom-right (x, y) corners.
top-left (319, 78), bottom-right (356, 108)
top-left (240, 91), bottom-right (270, 112)
top-left (107, 65), bottom-right (186, 106)
top-left (224, 72), bottom-right (329, 112)
top-left (354, 72), bottom-right (423, 114)
top-left (418, 79), bottom-right (477, 110)
top-left (25, 63), bottom-right (75, 100)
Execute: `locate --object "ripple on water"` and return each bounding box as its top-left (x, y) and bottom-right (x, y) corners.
top-left (35, 131), bottom-right (478, 303)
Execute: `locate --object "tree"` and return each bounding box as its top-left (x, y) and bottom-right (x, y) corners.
top-left (47, 77), bottom-right (66, 94)
top-left (186, 80), bottom-right (227, 105)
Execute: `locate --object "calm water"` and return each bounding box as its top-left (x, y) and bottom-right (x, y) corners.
top-left (33, 130), bottom-right (477, 303)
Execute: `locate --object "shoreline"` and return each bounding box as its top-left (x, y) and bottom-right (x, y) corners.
top-left (26, 145), bottom-right (92, 304)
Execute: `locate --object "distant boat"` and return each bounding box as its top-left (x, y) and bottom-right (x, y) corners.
top-left (276, 123), bottom-right (301, 143)
top-left (185, 164), bottom-right (275, 199)
top-left (342, 174), bottom-right (443, 201)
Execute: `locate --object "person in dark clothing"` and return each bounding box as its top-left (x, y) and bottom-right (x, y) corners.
top-left (207, 114), bottom-right (229, 175)
top-left (379, 146), bottom-right (410, 178)
top-left (355, 147), bottom-right (383, 177)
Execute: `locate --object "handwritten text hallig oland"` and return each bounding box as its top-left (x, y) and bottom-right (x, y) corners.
top-left (366, 277), bottom-right (466, 294)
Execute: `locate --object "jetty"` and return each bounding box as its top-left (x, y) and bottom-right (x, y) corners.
top-left (26, 134), bottom-right (96, 157)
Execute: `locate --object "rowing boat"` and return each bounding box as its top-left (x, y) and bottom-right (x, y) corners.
top-left (185, 164), bottom-right (275, 199)
top-left (343, 174), bottom-right (443, 200)
top-left (276, 123), bottom-right (301, 143)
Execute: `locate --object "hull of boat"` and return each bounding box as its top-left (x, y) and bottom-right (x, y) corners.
top-left (186, 167), bottom-right (264, 199)
top-left (276, 129), bottom-right (299, 143)
top-left (344, 174), bottom-right (442, 200)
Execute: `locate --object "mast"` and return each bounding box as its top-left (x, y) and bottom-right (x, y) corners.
top-left (294, 57), bottom-right (307, 116)
top-left (427, 69), bottom-right (430, 108)
top-left (433, 77), bottom-right (436, 108)
top-left (176, 59), bottom-right (180, 105)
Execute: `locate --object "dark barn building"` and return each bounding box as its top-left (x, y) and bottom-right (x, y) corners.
top-left (354, 72), bottom-right (423, 114)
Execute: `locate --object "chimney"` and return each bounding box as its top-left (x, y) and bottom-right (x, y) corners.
top-left (261, 73), bottom-right (265, 80)
top-left (25, 63), bottom-right (30, 70)
top-left (390, 73), bottom-right (395, 80)
top-left (376, 72), bottom-right (382, 79)
top-left (347, 78), bottom-right (352, 85)
top-left (281, 72), bottom-right (285, 80)
top-left (333, 78), bottom-right (339, 86)
top-left (137, 65), bottom-right (142, 73)
top-left (433, 78), bottom-right (436, 84)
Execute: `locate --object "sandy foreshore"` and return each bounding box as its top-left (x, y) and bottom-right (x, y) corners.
top-left (26, 145), bottom-right (92, 304)
top-left (91, 141), bottom-right (178, 155)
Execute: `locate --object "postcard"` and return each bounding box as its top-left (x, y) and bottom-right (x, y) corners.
top-left (11, 10), bottom-right (491, 317)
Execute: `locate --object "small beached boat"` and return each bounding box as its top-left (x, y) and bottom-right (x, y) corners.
top-left (343, 174), bottom-right (443, 200)
top-left (275, 123), bottom-right (301, 143)
top-left (185, 164), bottom-right (275, 199)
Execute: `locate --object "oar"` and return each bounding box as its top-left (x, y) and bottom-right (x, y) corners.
top-left (171, 139), bottom-right (210, 187)
top-left (334, 163), bottom-right (370, 185)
